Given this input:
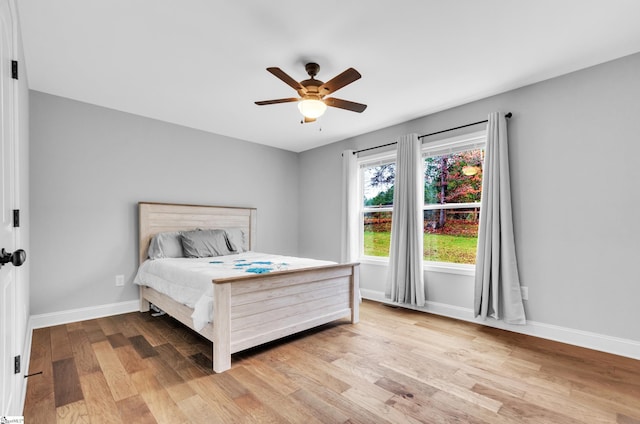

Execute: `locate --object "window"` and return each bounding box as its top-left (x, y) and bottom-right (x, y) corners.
top-left (362, 159), bottom-right (395, 257)
top-left (359, 131), bottom-right (486, 268)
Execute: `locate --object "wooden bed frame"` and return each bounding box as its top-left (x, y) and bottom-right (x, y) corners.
top-left (137, 202), bottom-right (360, 373)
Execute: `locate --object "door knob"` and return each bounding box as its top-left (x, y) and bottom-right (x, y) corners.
top-left (0, 248), bottom-right (26, 268)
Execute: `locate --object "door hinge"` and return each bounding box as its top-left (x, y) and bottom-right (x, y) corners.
top-left (13, 209), bottom-right (19, 227)
top-left (11, 60), bottom-right (18, 80)
top-left (14, 355), bottom-right (20, 374)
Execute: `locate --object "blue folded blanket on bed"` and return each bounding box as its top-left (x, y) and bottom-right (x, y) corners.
top-left (245, 267), bottom-right (271, 274)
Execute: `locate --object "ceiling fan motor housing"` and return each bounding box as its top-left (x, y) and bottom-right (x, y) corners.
top-left (300, 63), bottom-right (324, 97)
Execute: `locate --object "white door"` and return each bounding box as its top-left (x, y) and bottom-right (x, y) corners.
top-left (0, 0), bottom-right (18, 415)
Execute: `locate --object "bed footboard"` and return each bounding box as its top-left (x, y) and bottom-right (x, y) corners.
top-left (212, 263), bottom-right (359, 373)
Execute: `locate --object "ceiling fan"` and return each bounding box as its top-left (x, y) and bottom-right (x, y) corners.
top-left (255, 62), bottom-right (367, 123)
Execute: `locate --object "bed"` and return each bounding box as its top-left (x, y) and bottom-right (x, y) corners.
top-left (136, 202), bottom-right (360, 373)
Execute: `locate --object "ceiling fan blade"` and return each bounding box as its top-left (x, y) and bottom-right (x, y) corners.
top-left (319, 68), bottom-right (361, 94)
top-left (324, 97), bottom-right (367, 113)
top-left (266, 67), bottom-right (306, 93)
top-left (255, 98), bottom-right (299, 106)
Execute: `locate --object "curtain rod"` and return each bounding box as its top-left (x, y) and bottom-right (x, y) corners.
top-left (351, 112), bottom-right (512, 155)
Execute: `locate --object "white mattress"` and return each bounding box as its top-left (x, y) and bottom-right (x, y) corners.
top-left (133, 251), bottom-right (336, 331)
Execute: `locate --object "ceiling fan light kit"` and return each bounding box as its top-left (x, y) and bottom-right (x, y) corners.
top-left (255, 62), bottom-right (367, 123)
top-left (298, 98), bottom-right (327, 119)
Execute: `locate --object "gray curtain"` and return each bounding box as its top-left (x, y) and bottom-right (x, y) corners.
top-left (386, 134), bottom-right (425, 306)
top-left (474, 112), bottom-right (526, 324)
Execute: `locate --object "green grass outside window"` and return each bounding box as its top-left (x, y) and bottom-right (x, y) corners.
top-left (363, 231), bottom-right (478, 264)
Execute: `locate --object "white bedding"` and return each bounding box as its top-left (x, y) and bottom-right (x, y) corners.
top-left (133, 251), bottom-right (336, 330)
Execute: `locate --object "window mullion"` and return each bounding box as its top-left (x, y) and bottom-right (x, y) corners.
top-left (423, 202), bottom-right (480, 211)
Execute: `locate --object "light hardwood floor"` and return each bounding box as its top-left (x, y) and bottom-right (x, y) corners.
top-left (24, 300), bottom-right (639, 423)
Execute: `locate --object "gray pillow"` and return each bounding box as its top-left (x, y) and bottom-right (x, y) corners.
top-left (181, 229), bottom-right (234, 258)
top-left (148, 231), bottom-right (184, 259)
top-left (224, 228), bottom-right (247, 252)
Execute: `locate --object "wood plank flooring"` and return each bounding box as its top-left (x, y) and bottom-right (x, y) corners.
top-left (24, 300), bottom-right (640, 423)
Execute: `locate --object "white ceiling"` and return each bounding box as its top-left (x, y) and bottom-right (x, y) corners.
top-left (17, 1), bottom-right (640, 152)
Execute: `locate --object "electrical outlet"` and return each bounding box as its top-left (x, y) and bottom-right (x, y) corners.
top-left (115, 275), bottom-right (125, 287)
top-left (521, 286), bottom-right (529, 300)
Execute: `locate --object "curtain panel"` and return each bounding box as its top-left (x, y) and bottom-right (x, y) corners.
top-left (385, 134), bottom-right (425, 306)
top-left (341, 149), bottom-right (359, 263)
top-left (474, 112), bottom-right (526, 324)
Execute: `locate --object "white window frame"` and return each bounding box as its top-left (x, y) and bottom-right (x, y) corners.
top-left (358, 149), bottom-right (396, 262)
top-left (357, 130), bottom-right (487, 275)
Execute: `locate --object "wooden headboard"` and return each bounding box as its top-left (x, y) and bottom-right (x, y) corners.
top-left (138, 202), bottom-right (257, 264)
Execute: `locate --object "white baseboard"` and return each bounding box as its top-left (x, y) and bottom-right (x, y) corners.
top-left (29, 300), bottom-right (140, 330)
top-left (360, 289), bottom-right (640, 361)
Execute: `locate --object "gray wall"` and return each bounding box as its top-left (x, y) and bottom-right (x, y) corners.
top-left (30, 92), bottom-right (299, 315)
top-left (299, 52), bottom-right (640, 342)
